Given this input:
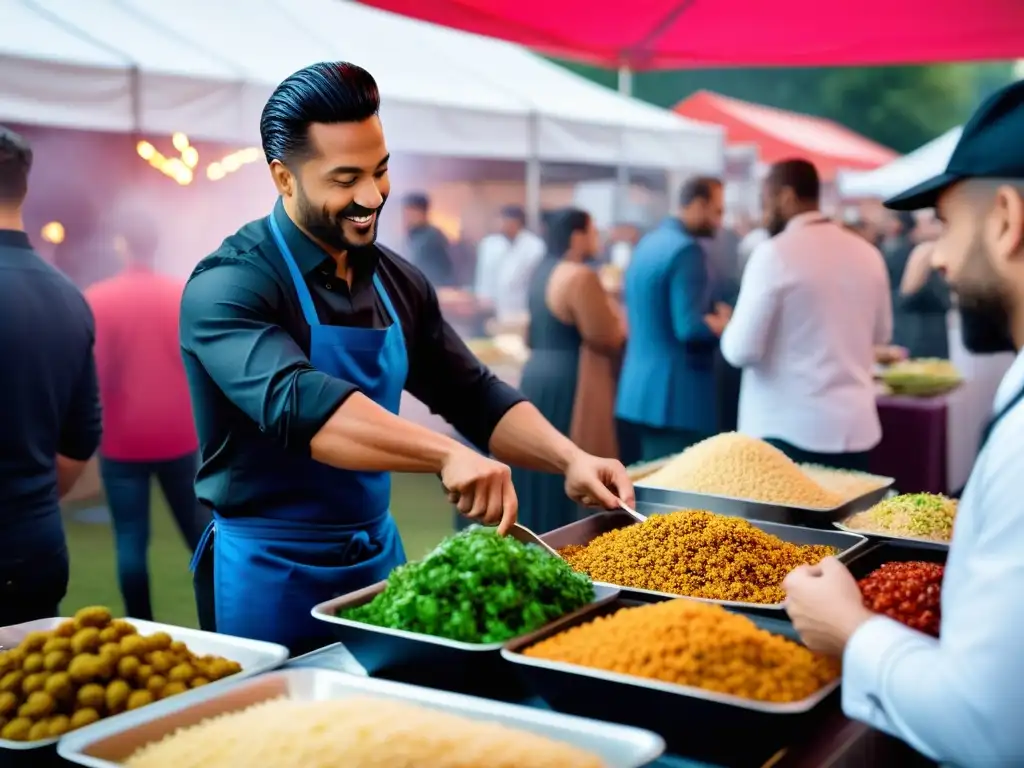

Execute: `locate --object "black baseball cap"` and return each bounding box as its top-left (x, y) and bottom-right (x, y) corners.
top-left (885, 79), bottom-right (1024, 211)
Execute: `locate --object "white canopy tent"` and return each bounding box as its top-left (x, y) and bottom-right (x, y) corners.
top-left (0, 0), bottom-right (723, 171)
top-left (837, 127), bottom-right (962, 200)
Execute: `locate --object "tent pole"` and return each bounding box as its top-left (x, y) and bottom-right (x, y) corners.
top-left (614, 65), bottom-right (633, 222)
top-left (526, 113), bottom-right (542, 232)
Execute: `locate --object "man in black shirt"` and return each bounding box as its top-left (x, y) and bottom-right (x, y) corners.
top-left (0, 126), bottom-right (102, 624)
top-left (401, 192), bottom-right (456, 287)
top-left (182, 61), bottom-right (634, 653)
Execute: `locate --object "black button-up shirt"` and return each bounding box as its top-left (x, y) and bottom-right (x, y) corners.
top-left (180, 202), bottom-right (524, 516)
top-left (0, 230), bottom-right (101, 552)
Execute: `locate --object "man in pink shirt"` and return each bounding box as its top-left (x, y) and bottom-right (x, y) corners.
top-left (86, 218), bottom-right (208, 620)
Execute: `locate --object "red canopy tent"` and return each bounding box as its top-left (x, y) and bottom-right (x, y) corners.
top-left (353, 0), bottom-right (1024, 69)
top-left (675, 91), bottom-right (897, 181)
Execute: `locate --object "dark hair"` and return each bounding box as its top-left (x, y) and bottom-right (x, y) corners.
top-left (402, 192), bottom-right (429, 211)
top-left (546, 208), bottom-right (590, 256)
top-left (0, 126), bottom-right (32, 204)
top-left (260, 62), bottom-right (380, 166)
top-left (499, 205), bottom-right (526, 224)
top-left (766, 159), bottom-right (820, 203)
top-left (896, 211), bottom-right (917, 233)
top-left (679, 176), bottom-right (722, 207)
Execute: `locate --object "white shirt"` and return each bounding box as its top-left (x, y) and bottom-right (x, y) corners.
top-left (720, 213), bottom-right (892, 453)
top-left (474, 230), bottom-right (546, 321)
top-left (843, 348), bottom-right (1024, 767)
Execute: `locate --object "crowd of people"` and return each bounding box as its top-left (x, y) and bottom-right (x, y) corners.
top-left (1, 58), bottom-right (1023, 766)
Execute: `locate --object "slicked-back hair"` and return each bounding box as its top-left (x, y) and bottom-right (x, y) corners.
top-left (766, 159), bottom-right (820, 203)
top-left (260, 62), bottom-right (380, 166)
top-left (0, 126), bottom-right (32, 204)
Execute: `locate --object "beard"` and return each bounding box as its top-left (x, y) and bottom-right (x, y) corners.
top-left (954, 235), bottom-right (1016, 355)
top-left (295, 182), bottom-right (385, 255)
top-left (766, 208), bottom-right (788, 237)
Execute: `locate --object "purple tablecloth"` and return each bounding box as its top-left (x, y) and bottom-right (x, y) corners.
top-left (869, 394), bottom-right (949, 494)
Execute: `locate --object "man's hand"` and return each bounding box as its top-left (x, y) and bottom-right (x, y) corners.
top-left (440, 447), bottom-right (518, 535)
top-left (564, 452), bottom-right (636, 510)
top-left (704, 302), bottom-right (733, 337)
top-left (783, 557), bottom-right (876, 657)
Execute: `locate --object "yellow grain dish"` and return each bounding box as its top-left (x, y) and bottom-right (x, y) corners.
top-left (524, 600), bottom-right (840, 703)
top-left (800, 465), bottom-right (890, 501)
top-left (124, 696), bottom-right (607, 768)
top-left (844, 493), bottom-right (957, 542)
top-left (640, 433), bottom-right (843, 509)
top-left (0, 607), bottom-right (241, 742)
top-left (559, 510), bottom-right (835, 604)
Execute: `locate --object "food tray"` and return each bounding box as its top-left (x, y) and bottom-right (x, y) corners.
top-left (541, 507), bottom-right (868, 612)
top-left (58, 668), bottom-right (665, 768)
top-left (833, 520), bottom-right (950, 550)
top-left (502, 598), bottom-right (840, 761)
top-left (634, 476), bottom-right (894, 527)
top-left (310, 583), bottom-right (619, 700)
top-left (843, 541), bottom-right (948, 580)
top-left (0, 617), bottom-right (287, 762)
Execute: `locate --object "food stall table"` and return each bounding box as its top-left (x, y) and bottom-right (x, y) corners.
top-left (870, 393), bottom-right (948, 494)
top-left (285, 643), bottom-right (935, 768)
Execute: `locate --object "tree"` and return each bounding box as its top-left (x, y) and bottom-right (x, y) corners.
top-left (554, 61), bottom-right (1017, 153)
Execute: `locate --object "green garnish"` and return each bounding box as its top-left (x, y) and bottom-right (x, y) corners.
top-left (340, 527), bottom-right (593, 644)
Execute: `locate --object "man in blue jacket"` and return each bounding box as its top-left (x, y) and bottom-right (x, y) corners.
top-left (616, 177), bottom-right (730, 462)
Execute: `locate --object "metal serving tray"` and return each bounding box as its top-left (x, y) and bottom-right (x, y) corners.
top-left (310, 583), bottom-right (619, 700)
top-left (541, 507), bottom-right (868, 612)
top-left (634, 475), bottom-right (894, 527)
top-left (502, 598), bottom-right (840, 762)
top-left (0, 617), bottom-right (287, 760)
top-left (833, 521), bottom-right (950, 550)
top-left (58, 667), bottom-right (665, 768)
top-left (843, 541), bottom-right (948, 580)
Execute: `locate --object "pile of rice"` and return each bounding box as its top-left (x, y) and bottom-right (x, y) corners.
top-left (640, 433), bottom-right (843, 509)
top-left (800, 465), bottom-right (890, 501)
top-left (844, 493), bottom-right (957, 541)
top-left (124, 697), bottom-right (606, 768)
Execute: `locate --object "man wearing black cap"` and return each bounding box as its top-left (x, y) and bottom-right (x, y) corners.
top-left (783, 79), bottom-right (1024, 766)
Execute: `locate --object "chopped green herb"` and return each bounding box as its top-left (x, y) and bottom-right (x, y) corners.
top-left (340, 527), bottom-right (593, 643)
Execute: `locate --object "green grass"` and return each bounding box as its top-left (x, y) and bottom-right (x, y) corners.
top-left (60, 474), bottom-right (456, 628)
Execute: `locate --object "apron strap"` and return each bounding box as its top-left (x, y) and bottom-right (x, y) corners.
top-left (268, 210), bottom-right (321, 328)
top-left (373, 273), bottom-right (402, 327)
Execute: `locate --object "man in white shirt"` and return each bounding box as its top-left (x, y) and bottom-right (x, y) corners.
top-left (784, 79), bottom-right (1024, 767)
top-left (721, 159), bottom-right (892, 470)
top-left (474, 205), bottom-right (545, 322)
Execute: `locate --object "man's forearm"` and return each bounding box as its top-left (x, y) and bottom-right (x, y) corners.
top-left (56, 455), bottom-right (90, 498)
top-left (488, 401), bottom-right (580, 473)
top-left (310, 392), bottom-right (464, 473)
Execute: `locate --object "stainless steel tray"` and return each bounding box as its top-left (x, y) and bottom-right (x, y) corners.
top-left (541, 507), bottom-right (868, 612)
top-left (843, 540), bottom-right (948, 579)
top-left (834, 521), bottom-right (950, 550)
top-left (0, 617), bottom-right (287, 755)
top-left (309, 583), bottom-right (619, 699)
top-left (58, 667), bottom-right (665, 768)
top-left (502, 598), bottom-right (840, 761)
top-left (636, 472), bottom-right (894, 527)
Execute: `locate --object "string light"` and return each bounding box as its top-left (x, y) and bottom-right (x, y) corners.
top-left (40, 221), bottom-right (65, 244)
top-left (136, 134), bottom-right (197, 185)
top-left (206, 147), bottom-right (261, 181)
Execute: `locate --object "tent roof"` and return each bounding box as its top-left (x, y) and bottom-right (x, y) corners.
top-left (350, 0), bottom-right (1024, 69)
top-left (0, 0), bottom-right (723, 170)
top-left (674, 91), bottom-right (898, 181)
top-left (837, 127), bottom-right (963, 200)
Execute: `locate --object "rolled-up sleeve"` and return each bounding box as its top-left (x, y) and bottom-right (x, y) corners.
top-left (405, 282), bottom-right (524, 452)
top-left (180, 261), bottom-right (356, 452)
top-left (59, 310), bottom-right (102, 461)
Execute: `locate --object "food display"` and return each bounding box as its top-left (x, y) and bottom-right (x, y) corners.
top-left (0, 607), bottom-right (242, 742)
top-left (340, 527), bottom-right (593, 643)
top-left (858, 562), bottom-right (944, 637)
top-left (843, 493), bottom-right (957, 542)
top-left (523, 600), bottom-right (840, 704)
top-left (122, 696), bottom-right (607, 768)
top-left (558, 510), bottom-right (835, 604)
top-left (879, 358), bottom-right (962, 397)
top-left (639, 433), bottom-right (844, 509)
top-left (800, 465), bottom-right (891, 501)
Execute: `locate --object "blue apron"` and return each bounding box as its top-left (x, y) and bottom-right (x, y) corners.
top-left (190, 211), bottom-right (408, 654)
